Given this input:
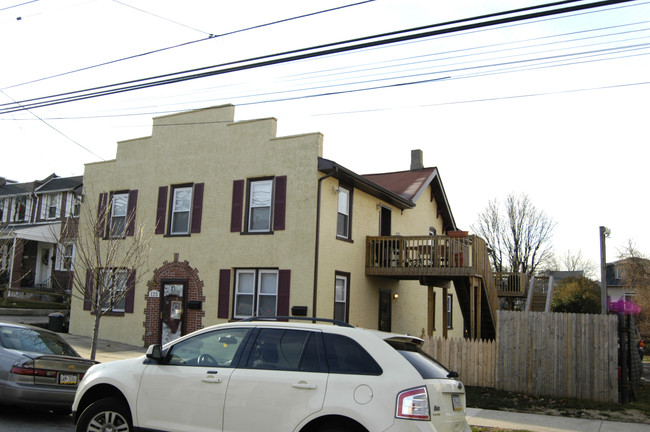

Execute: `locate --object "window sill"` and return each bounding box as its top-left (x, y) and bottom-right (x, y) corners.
top-left (336, 236), bottom-right (353, 243)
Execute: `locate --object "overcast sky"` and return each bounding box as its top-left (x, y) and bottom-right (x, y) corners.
top-left (1, 0), bottom-right (648, 272)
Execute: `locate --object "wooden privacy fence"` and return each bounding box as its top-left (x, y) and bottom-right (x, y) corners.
top-left (421, 336), bottom-right (496, 388)
top-left (421, 310), bottom-right (619, 403)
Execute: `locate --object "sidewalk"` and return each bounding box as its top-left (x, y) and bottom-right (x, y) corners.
top-left (466, 408), bottom-right (650, 432)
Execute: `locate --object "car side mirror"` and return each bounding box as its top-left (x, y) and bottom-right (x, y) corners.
top-left (146, 344), bottom-right (164, 362)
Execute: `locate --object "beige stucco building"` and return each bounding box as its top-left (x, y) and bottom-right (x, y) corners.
top-left (69, 105), bottom-right (470, 347)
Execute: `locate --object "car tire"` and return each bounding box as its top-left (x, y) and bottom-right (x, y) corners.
top-left (76, 397), bottom-right (132, 432)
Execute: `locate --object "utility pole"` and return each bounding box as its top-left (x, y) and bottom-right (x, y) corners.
top-left (599, 226), bottom-right (610, 315)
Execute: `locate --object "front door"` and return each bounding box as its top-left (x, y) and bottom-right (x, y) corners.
top-left (379, 290), bottom-right (391, 332)
top-left (35, 245), bottom-right (52, 288)
top-left (161, 282), bottom-right (186, 344)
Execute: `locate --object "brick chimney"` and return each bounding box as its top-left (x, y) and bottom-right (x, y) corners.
top-left (410, 149), bottom-right (424, 171)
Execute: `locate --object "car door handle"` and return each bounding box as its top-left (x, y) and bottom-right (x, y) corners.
top-left (202, 375), bottom-right (223, 384)
top-left (292, 381), bottom-right (317, 390)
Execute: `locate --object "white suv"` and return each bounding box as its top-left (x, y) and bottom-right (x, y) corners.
top-left (72, 318), bottom-right (471, 432)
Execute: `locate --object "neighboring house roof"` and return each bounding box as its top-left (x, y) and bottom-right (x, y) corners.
top-left (0, 181), bottom-right (36, 197)
top-left (363, 167), bottom-right (457, 231)
top-left (0, 173), bottom-right (58, 197)
top-left (35, 175), bottom-right (83, 194)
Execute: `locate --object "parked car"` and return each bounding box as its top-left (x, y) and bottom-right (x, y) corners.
top-left (0, 322), bottom-right (97, 412)
top-left (73, 317), bottom-right (471, 432)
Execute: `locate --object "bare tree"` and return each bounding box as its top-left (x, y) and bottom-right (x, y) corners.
top-left (546, 249), bottom-right (598, 279)
top-left (617, 241), bottom-right (650, 337)
top-left (60, 190), bottom-right (152, 360)
top-left (471, 193), bottom-right (556, 275)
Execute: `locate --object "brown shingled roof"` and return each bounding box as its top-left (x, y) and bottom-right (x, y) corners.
top-left (362, 168), bottom-right (437, 202)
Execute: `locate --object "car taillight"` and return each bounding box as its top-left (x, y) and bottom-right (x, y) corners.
top-left (10, 365), bottom-right (57, 378)
top-left (396, 387), bottom-right (430, 420)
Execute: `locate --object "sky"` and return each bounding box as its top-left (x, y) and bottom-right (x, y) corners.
top-left (1, 0), bottom-right (648, 273)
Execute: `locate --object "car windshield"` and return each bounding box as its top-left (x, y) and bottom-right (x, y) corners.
top-left (386, 339), bottom-right (452, 379)
top-left (0, 326), bottom-right (78, 356)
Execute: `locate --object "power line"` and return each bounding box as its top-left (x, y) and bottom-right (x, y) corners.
top-left (1, 0), bottom-right (377, 91)
top-left (2, 0), bottom-right (631, 113)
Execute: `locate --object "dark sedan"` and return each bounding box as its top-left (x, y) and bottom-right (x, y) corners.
top-left (0, 322), bottom-right (96, 412)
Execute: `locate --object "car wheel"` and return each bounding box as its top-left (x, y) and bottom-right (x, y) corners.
top-left (76, 397), bottom-right (132, 432)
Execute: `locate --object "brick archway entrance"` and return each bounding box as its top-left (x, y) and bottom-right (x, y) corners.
top-left (143, 253), bottom-right (205, 347)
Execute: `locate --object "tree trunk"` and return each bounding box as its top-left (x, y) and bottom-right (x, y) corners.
top-left (90, 313), bottom-right (102, 361)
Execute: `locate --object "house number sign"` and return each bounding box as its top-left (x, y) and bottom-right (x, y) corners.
top-left (148, 290), bottom-right (160, 298)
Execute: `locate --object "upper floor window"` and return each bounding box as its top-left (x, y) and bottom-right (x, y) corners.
top-left (170, 186), bottom-right (192, 235)
top-left (13, 195), bottom-right (31, 223)
top-left (248, 180), bottom-right (273, 232)
top-left (0, 199), bottom-right (5, 223)
top-left (336, 186), bottom-right (351, 239)
top-left (97, 190), bottom-right (138, 239)
top-left (230, 176), bottom-right (287, 234)
top-left (70, 194), bottom-right (81, 218)
top-left (234, 269), bottom-right (278, 319)
top-left (43, 193), bottom-right (61, 220)
top-left (110, 193), bottom-right (129, 237)
top-left (155, 184), bottom-right (204, 236)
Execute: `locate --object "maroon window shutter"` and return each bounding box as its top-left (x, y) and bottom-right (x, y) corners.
top-left (125, 270), bottom-right (136, 313)
top-left (84, 270), bottom-right (94, 311)
top-left (218, 269), bottom-right (231, 319)
top-left (97, 193), bottom-right (108, 238)
top-left (126, 190), bottom-right (138, 236)
top-left (155, 186), bottom-right (168, 235)
top-left (230, 180), bottom-right (245, 233)
top-left (273, 176), bottom-right (287, 231)
top-left (278, 270), bottom-right (291, 317)
top-left (191, 183), bottom-right (204, 234)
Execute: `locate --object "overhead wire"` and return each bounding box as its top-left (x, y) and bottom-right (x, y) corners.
top-left (1, 0), bottom-right (632, 113)
top-left (1, 0), bottom-right (378, 91)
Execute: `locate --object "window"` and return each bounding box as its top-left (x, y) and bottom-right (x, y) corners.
top-left (102, 269), bottom-right (128, 313)
top-left (246, 328), bottom-right (324, 372)
top-left (170, 186), bottom-right (192, 235)
top-left (71, 195), bottom-right (81, 218)
top-left (0, 199), bottom-right (5, 222)
top-left (56, 243), bottom-right (74, 271)
top-left (167, 327), bottom-right (249, 367)
top-left (13, 195), bottom-right (30, 222)
top-left (248, 180), bottom-right (273, 232)
top-left (44, 193), bottom-right (60, 219)
top-left (155, 184), bottom-right (203, 236)
top-left (334, 273), bottom-right (349, 322)
top-left (231, 176), bottom-right (286, 234)
top-left (109, 193), bottom-right (128, 237)
top-left (322, 333), bottom-right (382, 375)
top-left (447, 294), bottom-right (453, 329)
top-left (336, 186), bottom-right (351, 239)
top-left (234, 269), bottom-right (278, 318)
top-left (98, 191), bottom-right (138, 238)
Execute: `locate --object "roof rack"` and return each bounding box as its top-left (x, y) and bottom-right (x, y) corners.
top-left (239, 316), bottom-right (354, 328)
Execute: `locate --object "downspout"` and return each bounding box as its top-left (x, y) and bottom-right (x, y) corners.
top-left (8, 236), bottom-right (16, 289)
top-left (313, 169), bottom-right (337, 318)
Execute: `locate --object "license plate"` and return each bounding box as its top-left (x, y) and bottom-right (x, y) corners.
top-left (451, 394), bottom-right (463, 411)
top-left (59, 373), bottom-right (78, 385)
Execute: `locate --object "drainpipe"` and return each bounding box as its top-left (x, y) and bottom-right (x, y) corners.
top-left (313, 169), bottom-right (337, 318)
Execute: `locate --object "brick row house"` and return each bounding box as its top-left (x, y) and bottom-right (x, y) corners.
top-left (0, 174), bottom-right (82, 294)
top-left (70, 104), bottom-right (472, 347)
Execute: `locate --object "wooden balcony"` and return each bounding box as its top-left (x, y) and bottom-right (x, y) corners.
top-left (365, 235), bottom-right (527, 340)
